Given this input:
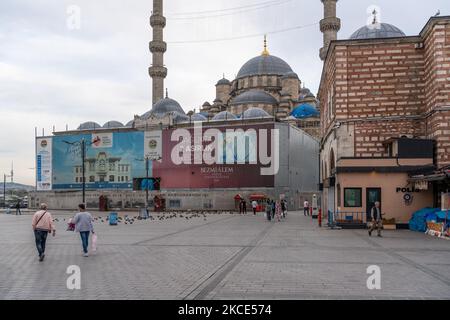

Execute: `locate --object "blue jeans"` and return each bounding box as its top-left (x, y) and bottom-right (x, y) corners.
top-left (34, 230), bottom-right (48, 256)
top-left (80, 231), bottom-right (90, 253)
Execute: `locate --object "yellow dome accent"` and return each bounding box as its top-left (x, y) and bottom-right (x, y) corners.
top-left (261, 35), bottom-right (269, 56)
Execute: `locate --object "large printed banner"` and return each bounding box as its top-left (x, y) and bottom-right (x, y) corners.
top-left (152, 123), bottom-right (275, 189)
top-left (36, 137), bottom-right (53, 191)
top-left (51, 132), bottom-right (146, 190)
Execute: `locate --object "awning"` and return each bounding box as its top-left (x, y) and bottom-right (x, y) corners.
top-left (250, 194), bottom-right (267, 200)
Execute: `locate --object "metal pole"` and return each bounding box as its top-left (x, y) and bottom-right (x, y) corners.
top-left (145, 157), bottom-right (149, 210)
top-left (3, 174), bottom-right (6, 209)
top-left (81, 139), bottom-right (86, 204)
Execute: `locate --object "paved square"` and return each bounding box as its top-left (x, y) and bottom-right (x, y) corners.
top-left (0, 211), bottom-right (449, 300)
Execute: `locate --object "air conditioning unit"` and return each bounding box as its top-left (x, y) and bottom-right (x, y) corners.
top-left (415, 42), bottom-right (424, 49)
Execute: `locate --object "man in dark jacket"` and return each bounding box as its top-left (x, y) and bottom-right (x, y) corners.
top-left (368, 201), bottom-right (383, 237)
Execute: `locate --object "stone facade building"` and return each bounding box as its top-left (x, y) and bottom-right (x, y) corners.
top-left (318, 7), bottom-right (450, 225)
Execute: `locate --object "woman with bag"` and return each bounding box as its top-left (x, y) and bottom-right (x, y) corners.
top-left (72, 204), bottom-right (95, 257)
top-left (31, 203), bottom-right (55, 262)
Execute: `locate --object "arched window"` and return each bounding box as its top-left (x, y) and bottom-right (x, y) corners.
top-left (329, 149), bottom-right (335, 175)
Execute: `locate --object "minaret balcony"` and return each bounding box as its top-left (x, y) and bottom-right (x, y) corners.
top-left (149, 66), bottom-right (168, 78)
top-left (320, 17), bottom-right (341, 32)
top-left (150, 40), bottom-right (167, 53)
top-left (150, 15), bottom-right (166, 28)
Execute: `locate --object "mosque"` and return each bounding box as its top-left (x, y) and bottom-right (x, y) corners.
top-left (30, 0), bottom-right (322, 211)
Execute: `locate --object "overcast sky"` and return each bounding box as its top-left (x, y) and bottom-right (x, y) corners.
top-left (0, 0), bottom-right (448, 185)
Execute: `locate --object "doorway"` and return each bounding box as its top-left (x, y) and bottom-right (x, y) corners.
top-left (366, 188), bottom-right (381, 222)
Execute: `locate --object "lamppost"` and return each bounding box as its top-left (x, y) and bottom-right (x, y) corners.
top-left (63, 138), bottom-right (88, 204)
top-left (3, 173), bottom-right (12, 209)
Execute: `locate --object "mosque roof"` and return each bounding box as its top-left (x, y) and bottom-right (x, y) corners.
top-left (103, 121), bottom-right (124, 128)
top-left (191, 113), bottom-right (208, 121)
top-left (291, 104), bottom-right (320, 119)
top-left (230, 90), bottom-right (278, 106)
top-left (78, 122), bottom-right (101, 130)
top-left (350, 22), bottom-right (405, 40)
top-left (212, 111), bottom-right (237, 121)
top-left (242, 108), bottom-right (271, 119)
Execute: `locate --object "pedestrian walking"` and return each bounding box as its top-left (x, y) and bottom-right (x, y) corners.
top-left (368, 201), bottom-right (383, 237)
top-left (252, 200), bottom-right (258, 215)
top-left (304, 199), bottom-right (310, 216)
top-left (271, 200), bottom-right (276, 220)
top-left (31, 203), bottom-right (55, 262)
top-left (15, 200), bottom-right (22, 215)
top-left (239, 200), bottom-right (244, 214)
top-left (72, 204), bottom-right (95, 257)
top-left (275, 201), bottom-right (281, 222)
top-left (242, 199), bottom-right (247, 214)
top-left (265, 200), bottom-right (272, 221)
top-left (281, 200), bottom-right (287, 218)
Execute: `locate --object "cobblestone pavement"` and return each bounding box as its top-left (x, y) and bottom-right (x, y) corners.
top-left (0, 210), bottom-right (449, 300)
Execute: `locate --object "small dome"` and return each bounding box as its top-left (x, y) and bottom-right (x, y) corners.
top-left (171, 111), bottom-right (190, 123)
top-left (291, 104), bottom-right (320, 119)
top-left (103, 121), bottom-right (124, 128)
top-left (230, 90), bottom-right (278, 106)
top-left (242, 108), bottom-right (271, 119)
top-left (202, 101), bottom-right (211, 107)
top-left (300, 87), bottom-right (311, 96)
top-left (143, 97), bottom-right (185, 119)
top-left (125, 120), bottom-right (134, 127)
top-left (281, 71), bottom-right (299, 80)
top-left (237, 54), bottom-right (293, 79)
top-left (78, 122), bottom-right (101, 130)
top-left (350, 23), bottom-right (405, 40)
top-left (199, 112), bottom-right (210, 118)
top-left (212, 111), bottom-right (237, 121)
top-left (216, 78), bottom-right (231, 86)
top-left (191, 113), bottom-right (207, 122)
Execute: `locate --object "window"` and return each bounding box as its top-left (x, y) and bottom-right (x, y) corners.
top-left (109, 175), bottom-right (115, 182)
top-left (344, 188), bottom-right (362, 207)
top-left (169, 199), bottom-right (181, 208)
top-left (337, 184), bottom-right (341, 207)
top-left (90, 176), bottom-right (95, 182)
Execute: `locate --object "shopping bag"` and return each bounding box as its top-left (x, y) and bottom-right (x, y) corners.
top-left (91, 233), bottom-right (97, 252)
top-left (66, 218), bottom-right (75, 232)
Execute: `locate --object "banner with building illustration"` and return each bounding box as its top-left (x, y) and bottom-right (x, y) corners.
top-left (51, 132), bottom-right (146, 190)
top-left (36, 137), bottom-right (53, 191)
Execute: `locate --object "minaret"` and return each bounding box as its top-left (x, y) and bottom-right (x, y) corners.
top-left (149, 0), bottom-right (167, 105)
top-left (319, 0), bottom-right (341, 61)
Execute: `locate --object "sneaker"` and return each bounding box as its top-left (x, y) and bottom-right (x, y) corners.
top-left (377, 234), bottom-right (382, 237)
top-left (368, 230), bottom-right (372, 236)
top-left (83, 253), bottom-right (89, 257)
top-left (39, 254), bottom-right (45, 262)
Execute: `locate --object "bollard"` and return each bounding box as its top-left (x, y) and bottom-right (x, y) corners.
top-left (318, 208), bottom-right (322, 227)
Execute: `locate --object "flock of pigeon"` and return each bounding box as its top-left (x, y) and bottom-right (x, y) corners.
top-left (53, 211), bottom-right (236, 225)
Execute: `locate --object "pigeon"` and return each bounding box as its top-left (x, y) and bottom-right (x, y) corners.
top-left (435, 9), bottom-right (440, 16)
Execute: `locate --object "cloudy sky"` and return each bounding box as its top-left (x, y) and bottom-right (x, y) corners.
top-left (0, 0), bottom-right (448, 185)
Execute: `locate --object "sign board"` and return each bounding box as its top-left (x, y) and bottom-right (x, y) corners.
top-left (36, 137), bottom-right (53, 191)
top-left (144, 131), bottom-right (162, 161)
top-left (91, 133), bottom-right (113, 149)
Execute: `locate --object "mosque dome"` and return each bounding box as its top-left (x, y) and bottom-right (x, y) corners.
top-left (199, 111), bottom-right (209, 118)
top-left (281, 71), bottom-right (299, 80)
top-left (103, 121), bottom-right (124, 128)
top-left (212, 111), bottom-right (237, 121)
top-left (242, 108), bottom-right (271, 119)
top-left (350, 22), bottom-right (405, 40)
top-left (237, 55), bottom-right (293, 79)
top-left (125, 120), bottom-right (134, 127)
top-left (291, 104), bottom-right (320, 119)
top-left (152, 96), bottom-right (185, 117)
top-left (230, 90), bottom-right (278, 106)
top-left (78, 122), bottom-right (101, 130)
top-left (191, 113), bottom-right (207, 122)
top-left (216, 78), bottom-right (231, 86)
top-left (171, 111), bottom-right (190, 123)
